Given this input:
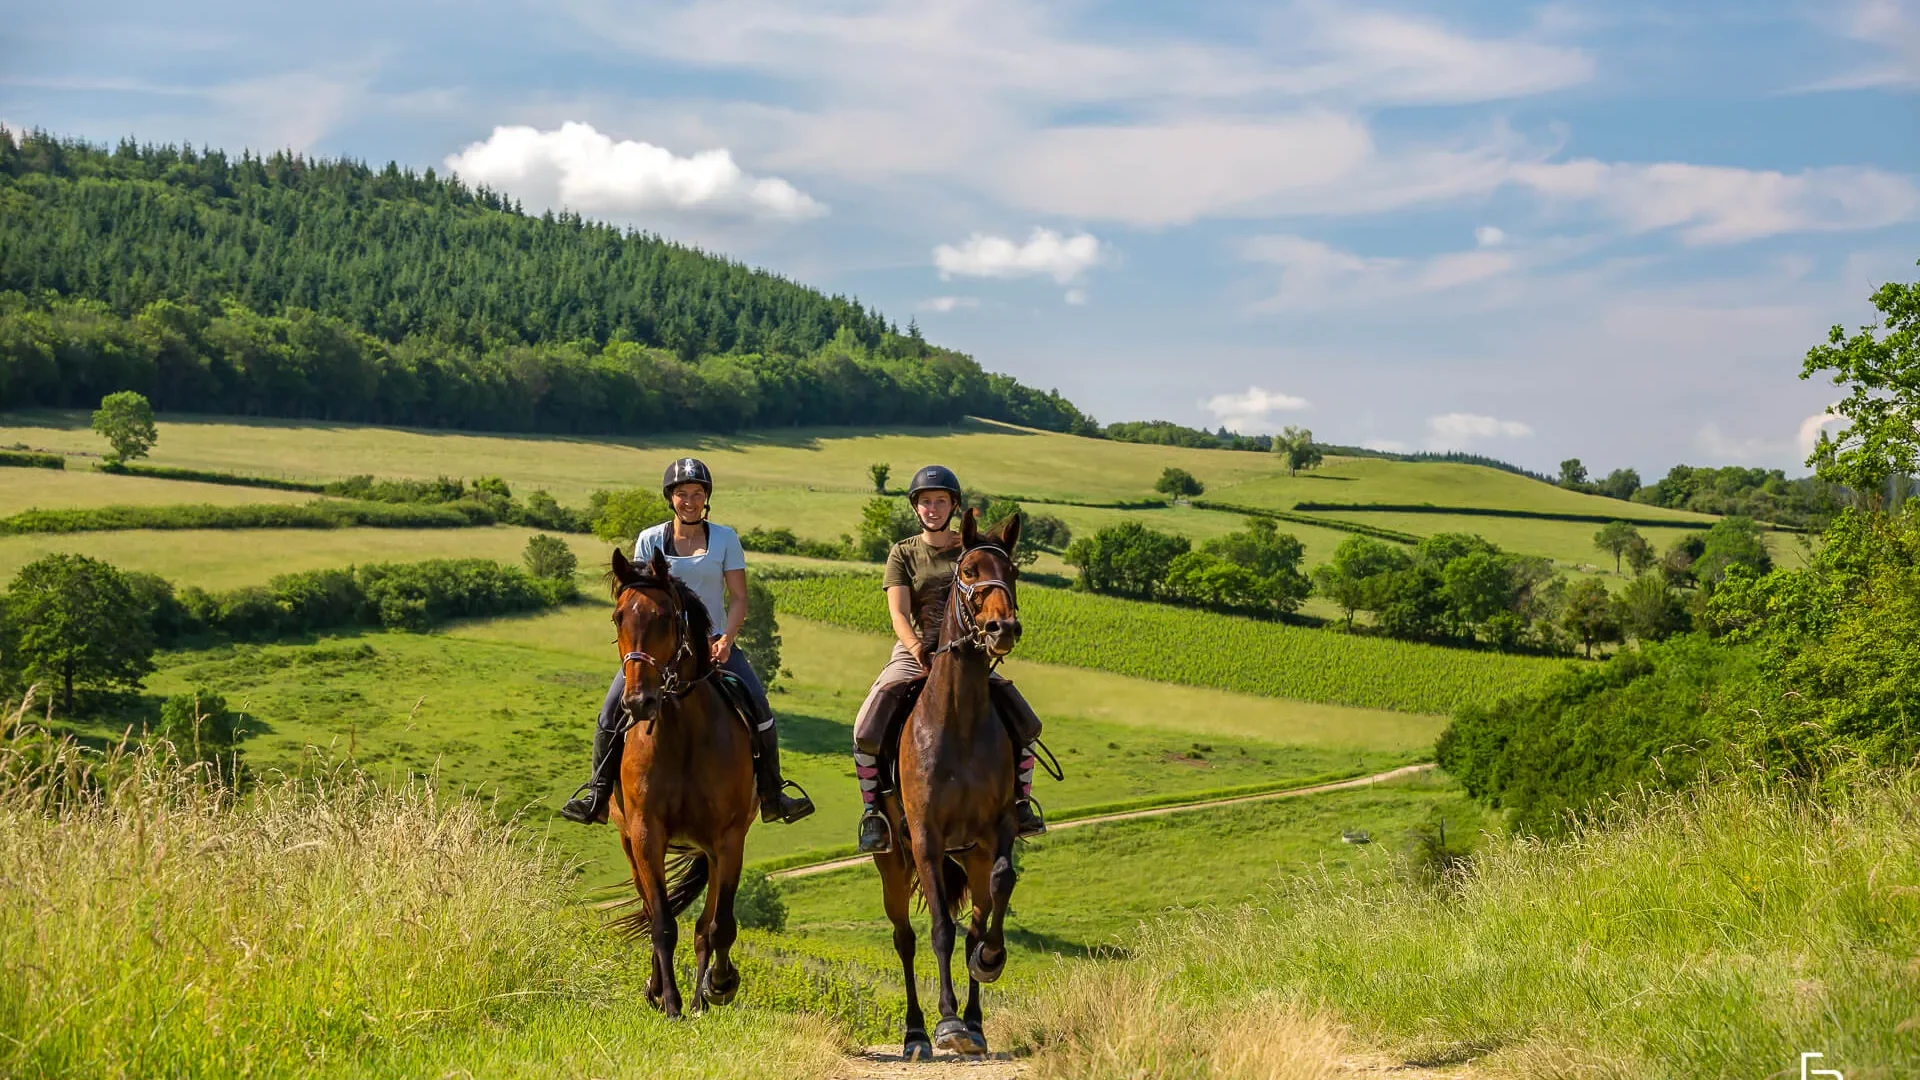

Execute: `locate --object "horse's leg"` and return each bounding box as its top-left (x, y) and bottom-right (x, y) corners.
top-left (968, 826), bottom-right (1015, 985)
top-left (920, 841), bottom-right (984, 1056)
top-left (616, 806), bottom-right (664, 1011)
top-left (699, 828), bottom-right (745, 1007)
top-left (876, 846), bottom-right (928, 1060)
top-left (959, 844), bottom-right (995, 1047)
top-left (690, 848), bottom-right (716, 1012)
top-left (632, 822), bottom-right (685, 1019)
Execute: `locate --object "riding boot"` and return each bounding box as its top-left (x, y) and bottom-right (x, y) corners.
top-left (1014, 743), bottom-right (1046, 838)
top-left (560, 726), bottom-right (622, 824)
top-left (752, 720), bottom-right (815, 824)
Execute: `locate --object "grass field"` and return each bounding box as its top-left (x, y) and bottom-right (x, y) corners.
top-left (1207, 456), bottom-right (1715, 521)
top-left (779, 770), bottom-right (1491, 956)
top-left (1301, 508), bottom-right (1809, 572)
top-left (117, 611), bottom-right (1440, 879)
top-left (769, 573), bottom-right (1567, 714)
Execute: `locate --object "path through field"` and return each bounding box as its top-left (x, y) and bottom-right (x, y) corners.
top-left (775, 762), bottom-right (1437, 881)
top-left (831, 1045), bottom-right (1479, 1078)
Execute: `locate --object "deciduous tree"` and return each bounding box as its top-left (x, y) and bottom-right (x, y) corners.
top-left (91, 390), bottom-right (158, 463)
top-left (4, 554), bottom-right (155, 713)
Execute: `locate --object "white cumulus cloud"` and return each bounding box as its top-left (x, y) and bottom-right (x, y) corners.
top-left (1203, 386), bottom-right (1312, 433)
top-left (1426, 412), bottom-right (1533, 450)
top-left (1798, 409), bottom-right (1846, 456)
top-left (933, 228), bottom-right (1103, 284)
top-left (1475, 225), bottom-right (1506, 247)
top-left (916, 296), bottom-right (979, 313)
top-left (444, 122), bottom-right (826, 222)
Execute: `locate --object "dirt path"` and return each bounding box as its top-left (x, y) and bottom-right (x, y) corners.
top-left (775, 762), bottom-right (1437, 881)
top-left (832, 1046), bottom-right (1474, 1079)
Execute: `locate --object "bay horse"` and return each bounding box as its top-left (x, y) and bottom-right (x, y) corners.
top-left (605, 547), bottom-right (758, 1019)
top-left (874, 508), bottom-right (1025, 1057)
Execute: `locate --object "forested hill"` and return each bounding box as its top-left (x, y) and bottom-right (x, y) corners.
top-left (0, 129), bottom-right (1097, 434)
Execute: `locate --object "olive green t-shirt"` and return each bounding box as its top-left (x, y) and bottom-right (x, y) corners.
top-left (884, 534), bottom-right (960, 650)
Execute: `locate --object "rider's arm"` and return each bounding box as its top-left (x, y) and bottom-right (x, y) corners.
top-left (887, 585), bottom-right (924, 663)
top-left (720, 567), bottom-right (749, 644)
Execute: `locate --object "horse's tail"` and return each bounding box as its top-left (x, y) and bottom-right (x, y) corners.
top-left (906, 852), bottom-right (972, 919)
top-left (613, 851), bottom-right (710, 937)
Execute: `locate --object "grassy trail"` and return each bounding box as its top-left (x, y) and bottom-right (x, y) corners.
top-left (774, 763), bottom-right (1436, 880)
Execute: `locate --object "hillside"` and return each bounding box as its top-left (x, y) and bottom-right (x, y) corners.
top-left (0, 129), bottom-right (1092, 434)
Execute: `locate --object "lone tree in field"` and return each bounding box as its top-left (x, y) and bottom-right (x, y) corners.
top-left (522, 534), bottom-right (577, 582)
top-left (1274, 426), bottom-right (1323, 476)
top-left (1593, 520), bottom-right (1642, 574)
top-left (1155, 467), bottom-right (1205, 499)
top-left (868, 462), bottom-right (891, 494)
top-left (3, 554), bottom-right (155, 713)
top-left (91, 390), bottom-right (158, 464)
top-left (1558, 458), bottom-right (1589, 489)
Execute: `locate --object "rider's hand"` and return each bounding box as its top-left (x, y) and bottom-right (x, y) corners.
top-left (710, 635), bottom-right (734, 665)
top-left (910, 641), bottom-right (930, 672)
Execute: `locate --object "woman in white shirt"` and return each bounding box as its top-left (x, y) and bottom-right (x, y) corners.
top-left (560, 457), bottom-right (814, 826)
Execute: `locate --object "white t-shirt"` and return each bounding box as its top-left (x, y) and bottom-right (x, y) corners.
top-left (633, 521), bottom-right (746, 628)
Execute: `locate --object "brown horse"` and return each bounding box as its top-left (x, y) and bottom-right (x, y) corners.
top-left (874, 508), bottom-right (1026, 1057)
top-left (605, 547), bottom-right (759, 1019)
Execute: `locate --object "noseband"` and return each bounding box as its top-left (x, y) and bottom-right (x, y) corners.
top-left (935, 543), bottom-right (1017, 658)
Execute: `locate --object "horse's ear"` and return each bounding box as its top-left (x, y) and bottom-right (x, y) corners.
top-left (648, 547), bottom-right (672, 585)
top-left (961, 506), bottom-right (979, 548)
top-left (612, 547), bottom-right (641, 586)
top-left (996, 508), bottom-right (1021, 554)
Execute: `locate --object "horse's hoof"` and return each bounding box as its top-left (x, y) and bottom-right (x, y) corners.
top-left (967, 941), bottom-right (1006, 984)
top-left (903, 1030), bottom-right (933, 1061)
top-left (699, 969), bottom-right (739, 1007)
top-left (664, 1009), bottom-right (687, 1022)
top-left (933, 1017), bottom-right (987, 1056)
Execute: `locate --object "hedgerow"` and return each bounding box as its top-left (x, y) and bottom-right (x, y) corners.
top-left (94, 460), bottom-right (325, 491)
top-left (150, 559), bottom-right (578, 638)
top-left (0, 448), bottom-right (63, 469)
top-left (0, 499), bottom-right (485, 535)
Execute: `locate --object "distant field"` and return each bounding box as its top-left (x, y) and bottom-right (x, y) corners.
top-left (1305, 509), bottom-right (1811, 572)
top-left (1208, 457), bottom-right (1715, 523)
top-left (0, 465), bottom-right (321, 511)
top-left (780, 771), bottom-right (1492, 955)
top-left (769, 573), bottom-right (1567, 714)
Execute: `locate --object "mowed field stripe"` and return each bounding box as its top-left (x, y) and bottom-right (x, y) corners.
top-left (771, 762), bottom-right (1436, 880)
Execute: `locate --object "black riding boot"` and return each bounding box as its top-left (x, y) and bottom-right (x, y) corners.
top-left (752, 720), bottom-right (815, 824)
top-left (857, 805), bottom-right (892, 854)
top-left (560, 726), bottom-right (621, 824)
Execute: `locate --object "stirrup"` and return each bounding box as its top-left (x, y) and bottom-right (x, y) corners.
top-left (857, 809), bottom-right (893, 854)
top-left (559, 782), bottom-right (609, 825)
top-left (761, 779), bottom-right (815, 824)
top-left (1014, 796), bottom-right (1046, 838)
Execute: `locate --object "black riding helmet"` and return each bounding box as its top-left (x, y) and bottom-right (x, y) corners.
top-left (661, 457), bottom-right (714, 499)
top-left (906, 465), bottom-right (963, 529)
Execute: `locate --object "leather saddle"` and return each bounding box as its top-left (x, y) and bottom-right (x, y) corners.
top-left (869, 676), bottom-right (1040, 778)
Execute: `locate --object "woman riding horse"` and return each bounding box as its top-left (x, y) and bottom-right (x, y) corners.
top-left (562, 457), bottom-right (814, 827)
top-left (851, 464), bottom-right (1045, 853)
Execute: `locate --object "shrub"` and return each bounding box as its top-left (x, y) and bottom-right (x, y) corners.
top-left (0, 500), bottom-right (483, 535)
top-left (1064, 522), bottom-right (1190, 599)
top-left (856, 497), bottom-right (919, 561)
top-left (738, 578), bottom-right (783, 690)
top-left (588, 488), bottom-right (670, 545)
top-left (523, 534), bottom-right (578, 582)
top-left (734, 869), bottom-right (788, 931)
top-left (154, 688), bottom-right (246, 766)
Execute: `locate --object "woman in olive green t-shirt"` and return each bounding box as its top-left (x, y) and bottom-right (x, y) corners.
top-left (849, 465), bottom-right (1045, 855)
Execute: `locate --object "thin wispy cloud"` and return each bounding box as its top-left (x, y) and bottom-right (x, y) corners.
top-left (916, 295), bottom-right (979, 313)
top-left (1427, 412), bottom-right (1534, 451)
top-left (444, 123), bottom-right (826, 222)
top-left (1243, 234), bottom-right (1518, 311)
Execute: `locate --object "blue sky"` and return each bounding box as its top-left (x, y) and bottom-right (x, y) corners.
top-left (6, 0), bottom-right (1918, 475)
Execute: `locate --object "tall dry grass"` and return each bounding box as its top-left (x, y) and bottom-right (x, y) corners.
top-left (997, 773), bottom-right (1920, 1079)
top-left (0, 689), bottom-right (849, 1079)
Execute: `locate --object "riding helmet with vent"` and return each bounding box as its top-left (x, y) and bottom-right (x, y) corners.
top-left (661, 457), bottom-right (713, 499)
top-left (906, 464), bottom-right (962, 502)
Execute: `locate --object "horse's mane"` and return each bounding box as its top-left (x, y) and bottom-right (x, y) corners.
top-left (607, 567), bottom-right (716, 678)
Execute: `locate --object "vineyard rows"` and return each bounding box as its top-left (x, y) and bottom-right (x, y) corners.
top-left (765, 574), bottom-right (1567, 715)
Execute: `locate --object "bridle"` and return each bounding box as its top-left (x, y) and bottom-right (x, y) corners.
top-left (934, 543), bottom-right (1018, 660)
top-left (615, 578), bottom-right (710, 730)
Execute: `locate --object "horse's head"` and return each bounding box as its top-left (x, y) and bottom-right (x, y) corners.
top-left (956, 507), bottom-right (1022, 657)
top-left (609, 547), bottom-right (692, 724)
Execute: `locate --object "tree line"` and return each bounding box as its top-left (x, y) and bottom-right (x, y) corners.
top-left (1438, 260), bottom-right (1920, 834)
top-left (0, 128), bottom-right (1095, 435)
